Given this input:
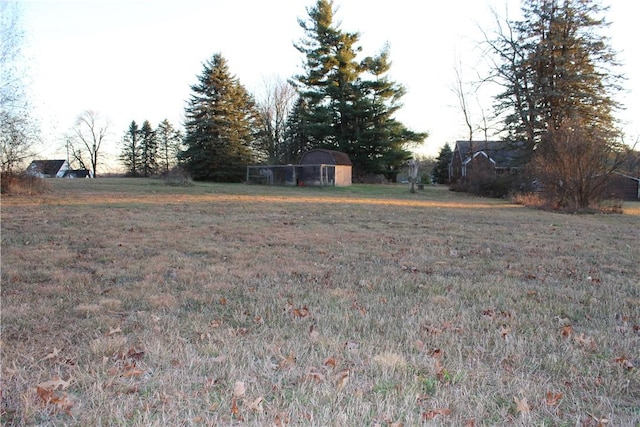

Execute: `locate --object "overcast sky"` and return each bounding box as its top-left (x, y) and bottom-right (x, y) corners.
top-left (20, 0), bottom-right (639, 170)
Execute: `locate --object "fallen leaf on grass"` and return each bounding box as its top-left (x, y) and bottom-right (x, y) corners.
top-left (324, 357), bottom-right (337, 368)
top-left (230, 396), bottom-right (242, 420)
top-left (106, 326), bottom-right (122, 336)
top-left (545, 391), bottom-right (563, 406)
top-left (514, 396), bottom-right (530, 414)
top-left (613, 356), bottom-right (635, 370)
top-left (336, 369), bottom-right (350, 391)
top-left (37, 376), bottom-right (72, 391)
top-left (278, 352), bottom-right (296, 370)
top-left (574, 333), bottom-right (596, 350)
top-left (36, 386), bottom-right (75, 415)
top-left (304, 369), bottom-right (325, 383)
top-left (292, 305), bottom-right (310, 318)
top-left (121, 365), bottom-right (144, 377)
top-left (233, 381), bottom-right (245, 398)
top-left (560, 325), bottom-right (573, 337)
top-left (500, 325), bottom-right (512, 340)
top-left (36, 376), bottom-right (75, 415)
top-left (248, 396), bottom-right (264, 412)
top-left (422, 408), bottom-right (452, 420)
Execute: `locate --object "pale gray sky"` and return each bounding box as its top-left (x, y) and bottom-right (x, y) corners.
top-left (21, 0), bottom-right (639, 169)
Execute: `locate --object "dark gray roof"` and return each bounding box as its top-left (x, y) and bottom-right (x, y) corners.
top-left (454, 141), bottom-right (528, 168)
top-left (300, 149), bottom-right (353, 166)
top-left (27, 160), bottom-right (67, 175)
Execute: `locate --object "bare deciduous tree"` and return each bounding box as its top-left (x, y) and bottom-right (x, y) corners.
top-left (255, 76), bottom-right (297, 164)
top-left (527, 121), bottom-right (626, 211)
top-left (0, 0), bottom-right (38, 173)
top-left (69, 110), bottom-right (110, 177)
top-left (452, 55), bottom-right (474, 142)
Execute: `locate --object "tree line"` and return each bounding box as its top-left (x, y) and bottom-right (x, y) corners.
top-left (119, 119), bottom-right (182, 177)
top-left (178, 0), bottom-right (427, 182)
top-left (3, 0), bottom-right (634, 211)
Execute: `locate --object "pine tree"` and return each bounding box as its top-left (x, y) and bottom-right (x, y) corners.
top-left (488, 0), bottom-right (624, 210)
top-left (139, 120), bottom-right (157, 177)
top-left (120, 120), bottom-right (142, 177)
top-left (432, 143), bottom-right (453, 184)
top-left (292, 0), bottom-right (425, 179)
top-left (282, 97), bottom-right (313, 164)
top-left (156, 119), bottom-right (182, 175)
top-left (491, 0), bottom-right (620, 147)
top-left (355, 47), bottom-right (427, 180)
top-left (181, 53), bottom-right (258, 182)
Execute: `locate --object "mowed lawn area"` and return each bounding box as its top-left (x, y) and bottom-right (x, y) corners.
top-left (1, 179), bottom-right (638, 426)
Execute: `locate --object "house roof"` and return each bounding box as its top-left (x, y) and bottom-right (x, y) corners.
top-left (454, 141), bottom-right (528, 169)
top-left (27, 160), bottom-right (67, 175)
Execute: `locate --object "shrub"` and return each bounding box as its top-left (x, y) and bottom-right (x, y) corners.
top-left (449, 171), bottom-right (514, 198)
top-left (162, 167), bottom-right (193, 187)
top-left (0, 172), bottom-right (50, 195)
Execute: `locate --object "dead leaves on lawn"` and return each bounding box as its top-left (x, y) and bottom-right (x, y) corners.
top-left (35, 376), bottom-right (75, 415)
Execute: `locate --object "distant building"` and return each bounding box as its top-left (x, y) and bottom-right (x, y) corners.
top-left (26, 160), bottom-right (69, 178)
top-left (26, 160), bottom-right (91, 178)
top-left (449, 140), bottom-right (528, 183)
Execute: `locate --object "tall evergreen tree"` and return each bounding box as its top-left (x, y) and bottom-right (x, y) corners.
top-left (140, 119), bottom-right (157, 177)
top-left (282, 97), bottom-right (313, 164)
top-left (490, 0), bottom-right (621, 148)
top-left (292, 0), bottom-right (425, 179)
top-left (432, 143), bottom-right (453, 184)
top-left (181, 53), bottom-right (258, 182)
top-left (156, 119), bottom-right (182, 174)
top-left (487, 0), bottom-right (624, 210)
top-left (120, 120), bottom-right (141, 176)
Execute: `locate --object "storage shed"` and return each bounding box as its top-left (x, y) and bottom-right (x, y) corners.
top-left (246, 149), bottom-right (352, 187)
top-left (298, 149), bottom-right (352, 187)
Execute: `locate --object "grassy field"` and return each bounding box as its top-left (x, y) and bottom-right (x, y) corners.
top-left (1, 178), bottom-right (638, 426)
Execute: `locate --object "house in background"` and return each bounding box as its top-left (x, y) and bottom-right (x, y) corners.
top-left (26, 160), bottom-right (91, 178)
top-left (606, 151), bottom-right (640, 200)
top-left (246, 149), bottom-right (352, 187)
top-left (26, 160), bottom-right (69, 178)
top-left (449, 140), bottom-right (528, 183)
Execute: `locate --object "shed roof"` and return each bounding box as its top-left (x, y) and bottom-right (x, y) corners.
top-left (299, 149), bottom-right (352, 166)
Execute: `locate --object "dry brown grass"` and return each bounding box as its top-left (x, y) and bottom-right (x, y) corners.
top-left (1, 179), bottom-right (639, 426)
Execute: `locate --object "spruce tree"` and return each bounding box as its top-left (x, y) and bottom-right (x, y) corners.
top-left (282, 97), bottom-right (313, 164)
top-left (432, 143), bottom-right (453, 184)
top-left (490, 0), bottom-right (621, 148)
top-left (140, 120), bottom-right (157, 177)
top-left (181, 53), bottom-right (258, 182)
top-left (292, 0), bottom-right (425, 179)
top-left (120, 120), bottom-right (141, 177)
top-left (156, 119), bottom-right (182, 174)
